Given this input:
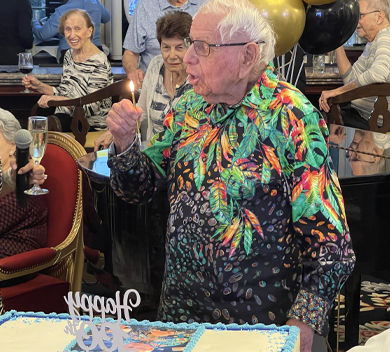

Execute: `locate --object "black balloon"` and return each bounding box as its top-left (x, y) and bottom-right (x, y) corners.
top-left (298, 0), bottom-right (359, 55)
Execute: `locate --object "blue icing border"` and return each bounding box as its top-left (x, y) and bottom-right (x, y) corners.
top-left (1, 312), bottom-right (299, 352)
top-left (182, 323), bottom-right (300, 352)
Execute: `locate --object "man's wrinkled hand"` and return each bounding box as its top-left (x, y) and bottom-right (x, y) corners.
top-left (106, 99), bottom-right (143, 154)
top-left (127, 69), bottom-right (145, 90)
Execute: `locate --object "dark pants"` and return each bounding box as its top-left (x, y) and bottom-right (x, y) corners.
top-left (59, 46), bottom-right (104, 63)
top-left (340, 103), bottom-right (370, 130)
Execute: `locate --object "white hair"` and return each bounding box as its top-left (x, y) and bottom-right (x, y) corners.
top-left (360, 0), bottom-right (390, 20)
top-left (0, 108), bottom-right (21, 144)
top-left (198, 0), bottom-right (276, 67)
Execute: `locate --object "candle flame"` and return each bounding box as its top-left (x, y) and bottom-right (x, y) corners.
top-left (129, 80), bottom-right (135, 93)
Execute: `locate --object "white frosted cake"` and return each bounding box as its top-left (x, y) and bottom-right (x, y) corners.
top-left (0, 311), bottom-right (300, 352)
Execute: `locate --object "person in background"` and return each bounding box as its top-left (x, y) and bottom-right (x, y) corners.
top-left (319, 0), bottom-right (390, 130)
top-left (0, 0), bottom-right (33, 65)
top-left (33, 0), bottom-right (110, 64)
top-left (122, 0), bottom-right (206, 89)
top-left (106, 0), bottom-right (355, 351)
top-left (23, 9), bottom-right (113, 132)
top-left (0, 108), bottom-right (47, 259)
top-left (94, 11), bottom-right (193, 150)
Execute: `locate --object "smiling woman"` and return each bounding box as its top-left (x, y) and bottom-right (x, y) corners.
top-left (22, 9), bottom-right (113, 133)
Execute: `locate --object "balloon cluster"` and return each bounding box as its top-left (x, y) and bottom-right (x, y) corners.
top-left (249, 0), bottom-right (359, 56)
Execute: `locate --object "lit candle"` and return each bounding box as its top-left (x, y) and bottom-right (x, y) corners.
top-left (129, 80), bottom-right (141, 144)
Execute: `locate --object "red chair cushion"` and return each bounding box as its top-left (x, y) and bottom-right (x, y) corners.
top-left (0, 248), bottom-right (56, 272)
top-left (0, 274), bottom-right (69, 313)
top-left (41, 144), bottom-right (79, 247)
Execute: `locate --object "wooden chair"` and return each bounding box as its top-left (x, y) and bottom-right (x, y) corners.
top-left (30, 79), bottom-right (138, 149)
top-left (328, 83), bottom-right (390, 133)
top-left (0, 132), bottom-right (85, 313)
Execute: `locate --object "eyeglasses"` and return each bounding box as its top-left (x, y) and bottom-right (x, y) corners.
top-left (359, 10), bottom-right (381, 19)
top-left (345, 142), bottom-right (377, 163)
top-left (184, 37), bottom-right (264, 57)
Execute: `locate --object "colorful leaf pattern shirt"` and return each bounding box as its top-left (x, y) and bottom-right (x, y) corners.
top-left (108, 64), bottom-right (356, 335)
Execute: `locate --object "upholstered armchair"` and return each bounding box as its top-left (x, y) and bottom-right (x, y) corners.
top-left (0, 132), bottom-right (85, 313)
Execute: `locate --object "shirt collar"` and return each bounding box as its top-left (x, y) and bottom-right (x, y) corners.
top-left (159, 0), bottom-right (198, 10)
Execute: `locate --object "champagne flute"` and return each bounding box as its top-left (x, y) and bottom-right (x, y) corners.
top-left (18, 53), bottom-right (34, 93)
top-left (25, 116), bottom-right (49, 195)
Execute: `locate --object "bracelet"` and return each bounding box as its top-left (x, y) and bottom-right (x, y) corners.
top-left (3, 168), bottom-right (16, 190)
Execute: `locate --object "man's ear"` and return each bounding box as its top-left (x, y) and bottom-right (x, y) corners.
top-left (377, 10), bottom-right (386, 24)
top-left (239, 42), bottom-right (259, 79)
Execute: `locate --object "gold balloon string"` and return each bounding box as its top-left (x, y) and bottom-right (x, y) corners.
top-left (286, 45), bottom-right (297, 82)
top-left (276, 51), bottom-right (294, 83)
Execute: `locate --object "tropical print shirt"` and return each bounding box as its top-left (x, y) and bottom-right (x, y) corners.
top-left (108, 64), bottom-right (356, 335)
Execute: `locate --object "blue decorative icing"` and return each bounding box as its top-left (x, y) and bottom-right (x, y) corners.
top-left (1, 311), bottom-right (299, 352)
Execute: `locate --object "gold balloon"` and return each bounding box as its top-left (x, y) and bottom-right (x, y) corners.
top-left (249, 0), bottom-right (306, 57)
top-left (304, 0), bottom-right (336, 5)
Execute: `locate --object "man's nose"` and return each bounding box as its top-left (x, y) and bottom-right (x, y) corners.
top-left (184, 44), bottom-right (196, 65)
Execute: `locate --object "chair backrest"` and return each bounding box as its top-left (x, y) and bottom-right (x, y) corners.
top-left (31, 79), bottom-right (138, 146)
top-left (329, 83), bottom-right (390, 133)
top-left (40, 132), bottom-right (85, 248)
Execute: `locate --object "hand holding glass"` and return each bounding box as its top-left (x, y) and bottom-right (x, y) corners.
top-left (25, 116), bottom-right (49, 195)
top-left (18, 52), bottom-right (33, 93)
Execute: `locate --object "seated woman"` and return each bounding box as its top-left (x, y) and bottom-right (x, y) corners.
top-left (94, 11), bottom-right (193, 150)
top-left (23, 9), bottom-right (113, 132)
top-left (0, 108), bottom-right (47, 259)
top-left (32, 0), bottom-right (110, 64)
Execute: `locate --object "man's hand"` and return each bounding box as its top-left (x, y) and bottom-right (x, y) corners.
top-left (127, 69), bottom-right (145, 90)
top-left (106, 99), bottom-right (143, 154)
top-left (319, 89), bottom-right (338, 113)
top-left (286, 319), bottom-right (314, 352)
top-left (122, 50), bottom-right (144, 89)
top-left (94, 130), bottom-right (114, 151)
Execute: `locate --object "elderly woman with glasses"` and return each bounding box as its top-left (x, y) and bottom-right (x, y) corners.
top-left (106, 1), bottom-right (355, 351)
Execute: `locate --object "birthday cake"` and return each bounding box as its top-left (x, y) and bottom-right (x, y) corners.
top-left (0, 311), bottom-right (300, 352)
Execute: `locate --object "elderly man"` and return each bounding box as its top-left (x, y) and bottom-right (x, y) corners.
top-left (319, 0), bottom-right (390, 130)
top-left (107, 0), bottom-right (355, 351)
top-left (122, 0), bottom-right (206, 89)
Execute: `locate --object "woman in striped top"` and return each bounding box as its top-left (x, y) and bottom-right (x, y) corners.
top-left (94, 11), bottom-right (193, 150)
top-left (22, 9), bottom-right (113, 132)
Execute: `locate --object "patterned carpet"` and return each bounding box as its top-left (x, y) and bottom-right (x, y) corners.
top-left (334, 275), bottom-right (390, 351)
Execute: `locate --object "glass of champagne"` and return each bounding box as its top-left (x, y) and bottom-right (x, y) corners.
top-left (25, 116), bottom-right (49, 196)
top-left (18, 52), bottom-right (34, 93)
